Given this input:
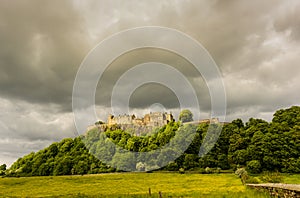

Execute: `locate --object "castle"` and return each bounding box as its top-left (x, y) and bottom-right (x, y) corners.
top-left (95, 112), bottom-right (174, 136)
top-left (86, 111), bottom-right (221, 136)
top-left (107, 112), bottom-right (174, 127)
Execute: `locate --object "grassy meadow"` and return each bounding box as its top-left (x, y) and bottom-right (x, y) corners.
top-left (0, 173), bottom-right (272, 197)
top-left (283, 174), bottom-right (300, 184)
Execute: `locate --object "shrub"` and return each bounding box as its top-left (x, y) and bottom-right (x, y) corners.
top-left (235, 168), bottom-right (249, 184)
top-left (259, 172), bottom-right (283, 183)
top-left (0, 170), bottom-right (5, 176)
top-left (136, 162), bottom-right (146, 172)
top-left (165, 162), bottom-right (179, 171)
top-left (199, 168), bottom-right (206, 174)
top-left (205, 167), bottom-right (212, 174)
top-left (245, 176), bottom-right (261, 184)
top-left (231, 164), bottom-right (238, 171)
top-left (247, 160), bottom-right (262, 174)
top-left (179, 168), bottom-right (185, 174)
top-left (214, 167), bottom-right (221, 174)
top-left (145, 165), bottom-right (160, 172)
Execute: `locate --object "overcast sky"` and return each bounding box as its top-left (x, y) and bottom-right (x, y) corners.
top-left (1, 0), bottom-right (300, 167)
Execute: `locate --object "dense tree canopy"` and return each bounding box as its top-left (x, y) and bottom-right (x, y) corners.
top-left (6, 106), bottom-right (300, 176)
top-left (179, 109), bottom-right (193, 123)
top-left (0, 164), bottom-right (6, 176)
top-left (7, 138), bottom-right (113, 176)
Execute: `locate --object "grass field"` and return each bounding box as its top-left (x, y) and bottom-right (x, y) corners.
top-left (283, 174), bottom-right (300, 184)
top-left (0, 173), bottom-right (273, 197)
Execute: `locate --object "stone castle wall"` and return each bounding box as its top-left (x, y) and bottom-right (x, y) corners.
top-left (107, 112), bottom-right (173, 127)
top-left (104, 112), bottom-right (173, 135)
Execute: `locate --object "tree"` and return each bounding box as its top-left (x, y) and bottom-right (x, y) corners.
top-left (72, 161), bottom-right (89, 175)
top-left (183, 154), bottom-right (199, 169)
top-left (179, 109), bottom-right (193, 123)
top-left (53, 156), bottom-right (73, 175)
top-left (0, 164), bottom-right (6, 176)
top-left (0, 164), bottom-right (6, 171)
top-left (111, 152), bottom-right (136, 171)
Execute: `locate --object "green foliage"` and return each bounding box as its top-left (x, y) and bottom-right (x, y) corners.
top-left (179, 109), bottom-right (193, 123)
top-left (259, 172), bottom-right (283, 183)
top-left (215, 167), bottom-right (221, 174)
top-left (0, 164), bottom-right (6, 176)
top-left (178, 168), bottom-right (185, 174)
top-left (111, 152), bottom-right (136, 171)
top-left (205, 167), bottom-right (212, 174)
top-left (235, 168), bottom-right (249, 184)
top-left (247, 160), bottom-right (262, 174)
top-left (0, 164), bottom-right (6, 171)
top-left (245, 176), bottom-right (261, 184)
top-left (7, 137), bottom-right (111, 177)
top-left (272, 106), bottom-right (300, 126)
top-left (283, 174), bottom-right (300, 184)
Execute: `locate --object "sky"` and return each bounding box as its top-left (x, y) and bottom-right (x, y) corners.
top-left (0, 0), bottom-right (300, 167)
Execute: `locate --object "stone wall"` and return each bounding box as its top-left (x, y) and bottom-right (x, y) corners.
top-left (247, 183), bottom-right (300, 198)
top-left (107, 112), bottom-right (173, 128)
top-left (101, 112), bottom-right (173, 135)
top-left (184, 118), bottom-right (220, 125)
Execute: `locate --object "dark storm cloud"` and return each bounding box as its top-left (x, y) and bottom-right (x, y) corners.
top-left (80, 0), bottom-right (300, 118)
top-left (0, 0), bottom-right (87, 166)
top-left (95, 48), bottom-right (211, 111)
top-left (1, 0), bottom-right (299, 113)
top-left (0, 0), bottom-right (89, 111)
top-left (129, 83), bottom-right (180, 109)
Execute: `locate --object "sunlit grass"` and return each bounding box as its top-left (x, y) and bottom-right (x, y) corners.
top-left (283, 174), bottom-right (300, 184)
top-left (0, 173), bottom-right (270, 197)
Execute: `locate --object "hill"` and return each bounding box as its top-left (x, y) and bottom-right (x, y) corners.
top-left (4, 106), bottom-right (300, 176)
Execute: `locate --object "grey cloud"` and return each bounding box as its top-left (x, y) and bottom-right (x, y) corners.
top-left (0, 97), bottom-right (75, 167)
top-left (0, 138), bottom-right (55, 167)
top-left (80, 0), bottom-right (300, 118)
top-left (1, 0), bottom-right (297, 113)
top-left (1, 0), bottom-right (300, 166)
top-left (0, 0), bottom-right (89, 111)
top-left (0, 98), bottom-right (75, 141)
top-left (273, 1), bottom-right (300, 41)
top-left (95, 48), bottom-right (211, 111)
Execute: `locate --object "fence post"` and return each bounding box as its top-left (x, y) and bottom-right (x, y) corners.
top-left (159, 191), bottom-right (162, 198)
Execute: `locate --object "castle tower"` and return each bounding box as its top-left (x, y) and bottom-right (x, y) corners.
top-left (107, 115), bottom-right (116, 125)
top-left (166, 113), bottom-right (174, 123)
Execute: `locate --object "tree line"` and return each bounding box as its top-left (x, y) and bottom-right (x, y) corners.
top-left (4, 106), bottom-right (300, 176)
